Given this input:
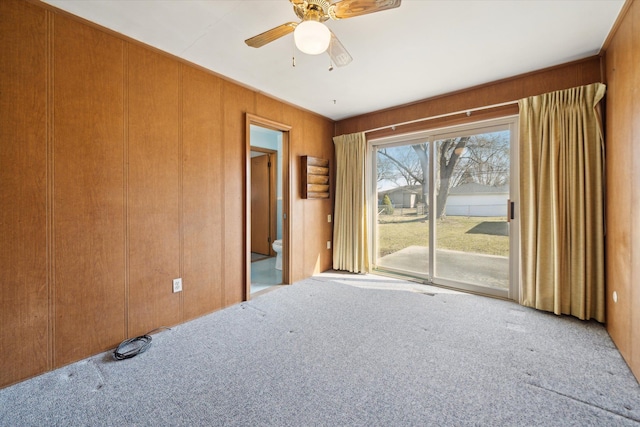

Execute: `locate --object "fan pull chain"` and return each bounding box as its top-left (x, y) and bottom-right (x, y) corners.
top-left (328, 42), bottom-right (334, 71)
top-left (291, 38), bottom-right (296, 68)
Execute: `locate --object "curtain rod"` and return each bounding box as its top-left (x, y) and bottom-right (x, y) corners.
top-left (364, 100), bottom-right (519, 134)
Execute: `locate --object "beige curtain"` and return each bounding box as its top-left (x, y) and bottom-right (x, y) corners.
top-left (519, 83), bottom-right (606, 322)
top-left (333, 132), bottom-right (369, 273)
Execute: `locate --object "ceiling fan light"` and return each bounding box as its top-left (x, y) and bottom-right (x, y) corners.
top-left (294, 20), bottom-right (331, 55)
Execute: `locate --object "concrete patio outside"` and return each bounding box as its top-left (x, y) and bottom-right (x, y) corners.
top-left (377, 245), bottom-right (509, 290)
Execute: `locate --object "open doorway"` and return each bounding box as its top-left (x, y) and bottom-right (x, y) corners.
top-left (246, 115), bottom-right (291, 298)
top-left (250, 147), bottom-right (279, 292)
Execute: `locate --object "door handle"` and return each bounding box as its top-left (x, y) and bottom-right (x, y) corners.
top-left (507, 199), bottom-right (515, 222)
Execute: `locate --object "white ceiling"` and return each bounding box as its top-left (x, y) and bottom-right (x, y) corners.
top-left (42, 0), bottom-right (624, 121)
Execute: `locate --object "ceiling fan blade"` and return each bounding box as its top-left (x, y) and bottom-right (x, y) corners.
top-left (330, 0), bottom-right (401, 20)
top-left (245, 22), bottom-right (298, 48)
top-left (327, 31), bottom-right (353, 67)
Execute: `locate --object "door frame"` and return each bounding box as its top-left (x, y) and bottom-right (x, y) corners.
top-left (250, 147), bottom-right (278, 256)
top-left (369, 116), bottom-right (519, 300)
top-left (245, 114), bottom-right (292, 300)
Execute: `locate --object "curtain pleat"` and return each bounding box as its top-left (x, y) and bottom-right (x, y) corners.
top-left (518, 83), bottom-right (606, 322)
top-left (333, 132), bottom-right (369, 273)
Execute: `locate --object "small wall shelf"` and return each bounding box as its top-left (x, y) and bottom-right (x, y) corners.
top-left (301, 156), bottom-right (330, 199)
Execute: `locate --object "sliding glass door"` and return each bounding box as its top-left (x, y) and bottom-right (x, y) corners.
top-left (372, 118), bottom-right (518, 299)
top-left (376, 141), bottom-right (431, 277)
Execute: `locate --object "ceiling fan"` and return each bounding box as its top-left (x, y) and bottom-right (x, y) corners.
top-left (245, 0), bottom-right (401, 68)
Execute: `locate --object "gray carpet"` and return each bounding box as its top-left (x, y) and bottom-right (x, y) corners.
top-left (1, 272), bottom-right (639, 426)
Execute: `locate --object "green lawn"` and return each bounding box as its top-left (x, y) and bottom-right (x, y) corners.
top-left (377, 215), bottom-right (509, 258)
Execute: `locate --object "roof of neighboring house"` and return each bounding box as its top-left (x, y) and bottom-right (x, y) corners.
top-left (448, 183), bottom-right (509, 195)
top-left (378, 185), bottom-right (422, 196)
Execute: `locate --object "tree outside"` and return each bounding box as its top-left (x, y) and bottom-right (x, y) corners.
top-left (377, 131), bottom-right (509, 219)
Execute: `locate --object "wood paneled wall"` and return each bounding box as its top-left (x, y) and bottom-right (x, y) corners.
top-left (603, 0), bottom-right (640, 381)
top-left (0, 0), bottom-right (49, 386)
top-left (53, 14), bottom-right (126, 367)
top-left (335, 57), bottom-right (603, 136)
top-left (182, 66), bottom-right (224, 322)
top-left (0, 0), bottom-right (334, 388)
top-left (127, 44), bottom-right (183, 338)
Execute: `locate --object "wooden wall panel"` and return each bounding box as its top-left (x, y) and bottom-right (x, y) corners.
top-left (52, 15), bottom-right (125, 366)
top-left (301, 115), bottom-right (335, 275)
top-left (256, 93), bottom-right (284, 124)
top-left (283, 105), bottom-right (307, 282)
top-left (0, 0), bottom-right (49, 387)
top-left (222, 81), bottom-right (255, 305)
top-left (335, 57), bottom-right (603, 135)
top-left (604, 0), bottom-right (640, 382)
top-left (605, 0), bottom-right (633, 369)
top-left (631, 0), bottom-right (640, 385)
top-left (300, 117), bottom-right (315, 275)
top-left (182, 65), bottom-right (224, 320)
top-left (319, 116), bottom-right (336, 273)
top-left (127, 44), bottom-right (181, 336)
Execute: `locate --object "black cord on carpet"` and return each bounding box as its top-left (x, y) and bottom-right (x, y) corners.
top-left (113, 326), bottom-right (171, 360)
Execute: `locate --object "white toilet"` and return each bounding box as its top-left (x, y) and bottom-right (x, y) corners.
top-left (272, 239), bottom-right (283, 270)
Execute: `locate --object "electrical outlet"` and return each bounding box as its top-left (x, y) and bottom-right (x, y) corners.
top-left (327, 214), bottom-right (332, 223)
top-left (327, 241), bottom-right (331, 249)
top-left (173, 278), bottom-right (182, 293)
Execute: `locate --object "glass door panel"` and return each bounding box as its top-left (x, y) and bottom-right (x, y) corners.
top-left (375, 143), bottom-right (430, 278)
top-left (433, 129), bottom-right (510, 291)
